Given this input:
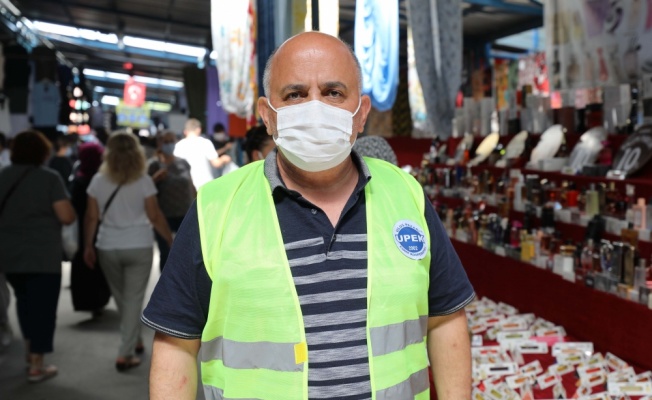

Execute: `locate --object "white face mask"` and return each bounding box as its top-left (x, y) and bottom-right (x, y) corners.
top-left (267, 99), bottom-right (361, 172)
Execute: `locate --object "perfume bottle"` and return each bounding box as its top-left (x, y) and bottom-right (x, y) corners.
top-left (634, 258), bottom-right (647, 289)
top-left (585, 184), bottom-right (600, 218)
top-left (579, 239), bottom-right (596, 283)
top-left (633, 198), bottom-right (647, 230)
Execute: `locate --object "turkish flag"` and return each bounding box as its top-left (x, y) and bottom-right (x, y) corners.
top-left (124, 78), bottom-right (146, 107)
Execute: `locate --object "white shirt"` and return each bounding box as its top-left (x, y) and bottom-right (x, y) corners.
top-left (0, 149), bottom-right (10, 169)
top-left (87, 173), bottom-right (157, 250)
top-left (173, 136), bottom-right (218, 189)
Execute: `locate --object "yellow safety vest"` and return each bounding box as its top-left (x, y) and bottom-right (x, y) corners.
top-left (197, 157), bottom-right (431, 400)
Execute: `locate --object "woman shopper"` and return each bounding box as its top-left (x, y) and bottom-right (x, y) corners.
top-left (83, 131), bottom-right (172, 371)
top-left (0, 130), bottom-right (76, 383)
top-left (69, 142), bottom-right (111, 316)
top-left (147, 130), bottom-right (194, 271)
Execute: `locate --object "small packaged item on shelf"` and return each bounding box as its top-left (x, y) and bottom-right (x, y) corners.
top-left (513, 341), bottom-right (548, 355)
top-left (535, 370), bottom-right (561, 390)
top-left (607, 381), bottom-right (652, 396)
top-left (505, 373), bottom-right (536, 390)
top-left (578, 364), bottom-right (607, 382)
top-left (547, 362), bottom-right (574, 376)
top-left (519, 360), bottom-right (543, 376)
top-left (552, 341), bottom-right (594, 357)
top-left (556, 351), bottom-right (586, 366)
top-left (606, 352), bottom-right (630, 371)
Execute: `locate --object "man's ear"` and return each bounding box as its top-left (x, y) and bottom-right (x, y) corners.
top-left (354, 95), bottom-right (372, 134)
top-left (258, 97), bottom-right (273, 136)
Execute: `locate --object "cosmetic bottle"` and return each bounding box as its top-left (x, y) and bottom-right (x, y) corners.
top-left (633, 198), bottom-right (647, 230)
top-left (585, 184), bottom-right (600, 218)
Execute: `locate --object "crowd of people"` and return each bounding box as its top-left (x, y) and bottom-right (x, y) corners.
top-left (0, 118), bottom-right (277, 384)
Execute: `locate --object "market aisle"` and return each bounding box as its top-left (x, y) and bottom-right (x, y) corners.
top-left (0, 249), bottom-right (205, 400)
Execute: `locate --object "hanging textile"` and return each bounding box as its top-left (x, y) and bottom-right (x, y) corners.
top-left (407, 0), bottom-right (462, 139)
top-left (257, 0), bottom-right (276, 94)
top-left (274, 0), bottom-right (292, 47)
top-left (211, 0), bottom-right (257, 118)
top-left (318, 0), bottom-right (340, 37)
top-left (205, 66), bottom-right (229, 136)
top-left (183, 66), bottom-right (207, 130)
top-left (291, 0), bottom-right (308, 36)
top-left (354, 0), bottom-right (399, 112)
top-left (407, 26), bottom-right (431, 136)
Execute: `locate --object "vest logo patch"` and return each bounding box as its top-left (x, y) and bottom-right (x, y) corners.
top-left (393, 220), bottom-right (427, 260)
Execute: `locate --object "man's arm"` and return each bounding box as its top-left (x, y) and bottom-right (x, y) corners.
top-left (150, 332), bottom-right (201, 400)
top-left (427, 309), bottom-right (471, 399)
top-left (209, 154), bottom-right (232, 169)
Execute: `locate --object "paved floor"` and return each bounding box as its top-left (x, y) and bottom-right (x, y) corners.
top-left (0, 254), bottom-right (205, 400)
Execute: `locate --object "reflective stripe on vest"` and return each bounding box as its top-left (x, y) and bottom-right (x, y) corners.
top-left (376, 368), bottom-right (430, 400)
top-left (200, 336), bottom-right (304, 372)
top-left (370, 316), bottom-right (428, 357)
top-left (204, 385), bottom-right (261, 400)
top-left (197, 158), bottom-right (431, 399)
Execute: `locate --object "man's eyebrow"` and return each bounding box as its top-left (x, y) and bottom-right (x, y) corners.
top-left (322, 81), bottom-right (348, 90)
top-left (280, 84), bottom-right (309, 93)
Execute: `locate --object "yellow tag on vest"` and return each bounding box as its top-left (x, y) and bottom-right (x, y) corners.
top-left (294, 342), bottom-right (307, 364)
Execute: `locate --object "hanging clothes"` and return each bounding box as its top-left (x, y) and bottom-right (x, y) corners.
top-left (407, 26), bottom-right (432, 136)
top-left (256, 0), bottom-right (275, 94)
top-left (407, 0), bottom-right (462, 139)
top-left (354, 0), bottom-right (399, 112)
top-left (211, 0), bottom-right (257, 118)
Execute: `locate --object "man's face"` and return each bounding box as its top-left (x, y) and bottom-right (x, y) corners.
top-left (258, 33), bottom-right (371, 145)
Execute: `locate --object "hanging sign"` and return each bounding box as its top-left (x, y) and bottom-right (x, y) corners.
top-left (123, 77), bottom-right (146, 107)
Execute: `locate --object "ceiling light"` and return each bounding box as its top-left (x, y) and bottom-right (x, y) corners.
top-left (123, 35), bottom-right (206, 58)
top-left (133, 76), bottom-right (184, 89)
top-left (83, 68), bottom-right (184, 89)
top-left (34, 21), bottom-right (80, 38)
top-left (79, 28), bottom-right (118, 44)
top-left (0, 0), bottom-right (21, 16)
top-left (101, 95), bottom-right (120, 106)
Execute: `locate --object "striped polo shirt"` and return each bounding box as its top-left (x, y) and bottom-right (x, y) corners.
top-left (142, 150), bottom-right (475, 399)
top-left (268, 153), bottom-right (374, 399)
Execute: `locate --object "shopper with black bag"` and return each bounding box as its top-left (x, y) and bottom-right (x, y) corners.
top-left (0, 130), bottom-right (76, 383)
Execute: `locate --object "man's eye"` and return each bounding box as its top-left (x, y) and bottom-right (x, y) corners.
top-left (328, 90), bottom-right (342, 97)
top-left (287, 92), bottom-right (300, 99)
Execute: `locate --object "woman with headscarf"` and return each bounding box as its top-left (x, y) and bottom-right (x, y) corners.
top-left (0, 130), bottom-right (76, 383)
top-left (69, 142), bottom-right (111, 316)
top-left (83, 131), bottom-right (172, 371)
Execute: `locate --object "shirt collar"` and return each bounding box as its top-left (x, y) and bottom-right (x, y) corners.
top-left (264, 148), bottom-right (371, 196)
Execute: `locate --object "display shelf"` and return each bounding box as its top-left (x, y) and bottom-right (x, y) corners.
top-left (452, 239), bottom-right (652, 372)
top-left (427, 162), bottom-right (652, 200)
top-left (433, 195), bottom-right (652, 261)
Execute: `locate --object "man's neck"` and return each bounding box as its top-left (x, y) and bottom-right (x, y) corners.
top-left (277, 153), bottom-right (359, 202)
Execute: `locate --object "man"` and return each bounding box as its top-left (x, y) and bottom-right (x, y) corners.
top-left (143, 32), bottom-right (474, 399)
top-left (173, 118), bottom-right (231, 189)
top-left (243, 125), bottom-right (275, 163)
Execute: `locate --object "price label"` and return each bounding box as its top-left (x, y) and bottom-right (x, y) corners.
top-left (611, 125), bottom-right (652, 177)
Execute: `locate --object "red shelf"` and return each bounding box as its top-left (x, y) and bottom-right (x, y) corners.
top-left (453, 239), bottom-right (652, 371)
top-left (434, 195), bottom-right (652, 261)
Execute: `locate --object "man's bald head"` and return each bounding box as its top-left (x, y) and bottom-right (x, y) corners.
top-left (262, 32), bottom-right (362, 98)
